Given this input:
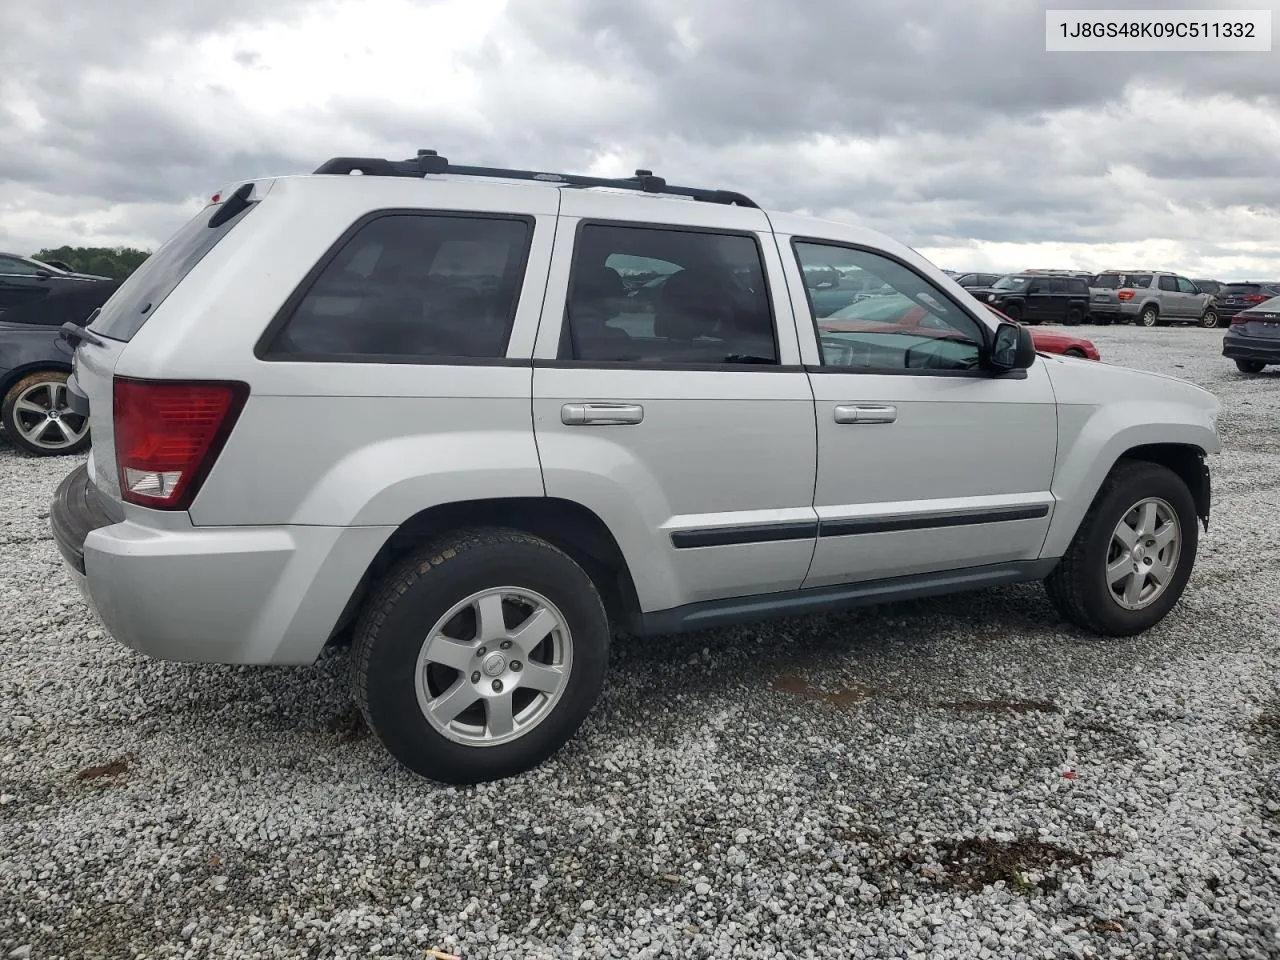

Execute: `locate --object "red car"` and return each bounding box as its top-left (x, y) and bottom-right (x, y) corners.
top-left (817, 295), bottom-right (1101, 360)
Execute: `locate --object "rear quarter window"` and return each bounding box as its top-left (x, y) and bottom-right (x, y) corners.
top-left (257, 211), bottom-right (533, 361)
top-left (89, 194), bottom-right (258, 342)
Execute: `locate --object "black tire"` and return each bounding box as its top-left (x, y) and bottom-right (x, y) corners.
top-left (1199, 310), bottom-right (1219, 329)
top-left (1065, 308), bottom-right (1083, 326)
top-left (1235, 359), bottom-right (1266, 374)
top-left (1, 371), bottom-right (91, 457)
top-left (1002, 304), bottom-right (1023, 322)
top-left (1064, 347), bottom-right (1086, 358)
top-left (1139, 307), bottom-right (1160, 328)
top-left (352, 527), bottom-right (610, 784)
top-left (1045, 461), bottom-right (1198, 637)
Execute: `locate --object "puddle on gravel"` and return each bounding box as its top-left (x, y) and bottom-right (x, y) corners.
top-left (769, 675), bottom-right (876, 709)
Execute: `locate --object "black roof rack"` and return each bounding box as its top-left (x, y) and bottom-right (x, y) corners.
top-left (312, 149), bottom-right (759, 208)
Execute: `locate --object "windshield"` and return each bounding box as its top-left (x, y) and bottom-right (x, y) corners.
top-left (991, 275), bottom-right (1030, 291)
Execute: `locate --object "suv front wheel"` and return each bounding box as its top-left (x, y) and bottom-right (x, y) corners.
top-left (1045, 461), bottom-right (1198, 636)
top-left (352, 528), bottom-right (610, 784)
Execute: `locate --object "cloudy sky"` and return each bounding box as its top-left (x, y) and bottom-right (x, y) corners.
top-left (1, 0), bottom-right (1278, 278)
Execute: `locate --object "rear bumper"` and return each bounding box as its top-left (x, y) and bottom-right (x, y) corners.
top-left (1222, 334), bottom-right (1280, 363)
top-left (50, 464), bottom-right (394, 664)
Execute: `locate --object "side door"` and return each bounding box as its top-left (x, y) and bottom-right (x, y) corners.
top-left (0, 256), bottom-right (49, 312)
top-left (1046, 277), bottom-right (1069, 322)
top-left (783, 236), bottom-right (1058, 587)
top-left (1176, 276), bottom-right (1208, 318)
top-left (1156, 274), bottom-right (1184, 318)
top-left (531, 194), bottom-right (818, 616)
top-left (1023, 278), bottom-right (1049, 323)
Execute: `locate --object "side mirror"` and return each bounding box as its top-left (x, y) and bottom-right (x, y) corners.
top-left (987, 321), bottom-right (1036, 373)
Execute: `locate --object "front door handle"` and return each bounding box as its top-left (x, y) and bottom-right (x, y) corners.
top-left (834, 403), bottom-right (897, 425)
top-left (561, 402), bottom-right (645, 425)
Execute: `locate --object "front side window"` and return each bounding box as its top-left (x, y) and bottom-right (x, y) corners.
top-left (0, 256), bottom-right (41, 276)
top-left (561, 224), bottom-right (777, 365)
top-left (1176, 277), bottom-right (1198, 294)
top-left (262, 213), bottom-right (531, 360)
top-left (797, 242), bottom-right (984, 373)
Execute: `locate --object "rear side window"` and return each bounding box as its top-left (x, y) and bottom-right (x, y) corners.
top-left (90, 195), bottom-right (258, 342)
top-left (1158, 276), bottom-right (1177, 292)
top-left (1067, 278), bottom-right (1088, 294)
top-left (260, 212), bottom-right (532, 361)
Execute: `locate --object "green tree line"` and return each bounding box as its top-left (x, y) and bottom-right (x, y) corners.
top-left (32, 246), bottom-right (151, 280)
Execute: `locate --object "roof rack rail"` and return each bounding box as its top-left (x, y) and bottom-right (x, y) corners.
top-left (312, 150), bottom-right (759, 208)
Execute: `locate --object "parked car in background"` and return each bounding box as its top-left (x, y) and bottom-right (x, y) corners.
top-left (952, 272), bottom-right (1002, 290)
top-left (1192, 279), bottom-right (1223, 296)
top-left (0, 253), bottom-right (111, 317)
top-left (0, 278), bottom-right (120, 455)
top-left (1214, 282), bottom-right (1280, 327)
top-left (978, 273), bottom-right (1092, 325)
top-left (1221, 293), bottom-right (1280, 374)
top-left (1088, 271), bottom-right (1218, 328)
top-left (802, 262), bottom-right (841, 289)
top-left (986, 306), bottom-right (1100, 359)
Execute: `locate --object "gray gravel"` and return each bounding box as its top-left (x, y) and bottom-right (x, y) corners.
top-left (2, 325), bottom-right (1279, 959)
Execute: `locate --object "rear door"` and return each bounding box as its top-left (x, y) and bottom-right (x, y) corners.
top-left (1156, 275), bottom-right (1184, 317)
top-left (531, 193), bottom-right (818, 615)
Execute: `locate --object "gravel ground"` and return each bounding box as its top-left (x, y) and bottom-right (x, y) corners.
top-left (2, 326), bottom-right (1278, 960)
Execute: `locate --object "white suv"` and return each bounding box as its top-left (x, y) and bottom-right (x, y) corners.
top-left (51, 151), bottom-right (1221, 784)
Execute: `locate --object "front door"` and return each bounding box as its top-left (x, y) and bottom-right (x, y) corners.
top-left (781, 236), bottom-right (1058, 587)
top-left (531, 193), bottom-right (818, 615)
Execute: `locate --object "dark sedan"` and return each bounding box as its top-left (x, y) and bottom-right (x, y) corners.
top-left (1222, 293), bottom-right (1280, 374)
top-left (1, 278), bottom-right (121, 455)
top-left (0, 253), bottom-right (111, 317)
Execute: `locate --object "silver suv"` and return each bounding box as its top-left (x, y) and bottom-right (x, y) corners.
top-left (51, 152), bottom-right (1222, 784)
top-left (1089, 271), bottom-right (1219, 328)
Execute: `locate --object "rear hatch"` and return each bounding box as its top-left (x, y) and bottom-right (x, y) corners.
top-left (68, 180), bottom-right (270, 501)
top-left (1088, 273), bottom-right (1131, 310)
top-left (1217, 283), bottom-right (1277, 319)
top-left (1229, 295), bottom-right (1280, 339)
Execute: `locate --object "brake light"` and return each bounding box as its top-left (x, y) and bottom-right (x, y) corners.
top-left (1117, 290), bottom-right (1135, 300)
top-left (1244, 294), bottom-right (1268, 303)
top-left (113, 378), bottom-right (248, 510)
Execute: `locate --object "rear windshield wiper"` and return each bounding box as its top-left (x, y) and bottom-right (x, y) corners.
top-left (59, 321), bottom-right (106, 348)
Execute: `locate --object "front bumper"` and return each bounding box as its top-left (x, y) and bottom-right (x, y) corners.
top-left (1222, 333), bottom-right (1280, 363)
top-left (50, 464), bottom-right (393, 664)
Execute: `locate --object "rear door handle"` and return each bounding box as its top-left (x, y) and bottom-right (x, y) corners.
top-left (561, 402), bottom-right (645, 425)
top-left (834, 403), bottom-right (897, 424)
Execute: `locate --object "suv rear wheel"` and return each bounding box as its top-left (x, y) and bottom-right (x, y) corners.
top-left (1139, 307), bottom-right (1160, 328)
top-left (1045, 461), bottom-right (1197, 636)
top-left (2, 371), bottom-right (91, 457)
top-left (352, 527), bottom-right (609, 784)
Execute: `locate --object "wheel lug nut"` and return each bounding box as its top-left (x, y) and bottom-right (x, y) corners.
top-left (492, 680), bottom-right (503, 693)
top-left (500, 640), bottom-right (512, 650)
top-left (476, 646), bottom-right (486, 657)
top-left (511, 660), bottom-right (522, 671)
top-left (471, 671), bottom-right (481, 683)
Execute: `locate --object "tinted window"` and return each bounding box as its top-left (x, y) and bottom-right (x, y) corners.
top-left (264, 213), bottom-right (531, 360)
top-left (0, 256), bottom-right (41, 276)
top-left (1158, 276), bottom-right (1177, 292)
top-left (91, 199), bottom-right (257, 342)
top-left (1126, 274), bottom-right (1153, 289)
top-left (992, 275), bottom-right (1030, 291)
top-left (1048, 278), bottom-right (1066, 293)
top-left (1221, 283), bottom-right (1263, 295)
top-left (1067, 278), bottom-right (1088, 294)
top-left (561, 224), bottom-right (776, 365)
top-left (798, 243), bottom-right (983, 373)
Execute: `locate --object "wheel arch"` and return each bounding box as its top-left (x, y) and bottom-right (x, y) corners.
top-left (1115, 443), bottom-right (1210, 530)
top-left (328, 497), bottom-right (644, 647)
top-left (0, 360), bottom-right (73, 399)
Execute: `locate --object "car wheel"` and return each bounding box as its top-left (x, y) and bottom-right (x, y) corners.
top-left (1, 371), bottom-right (91, 457)
top-left (1045, 461), bottom-right (1197, 637)
top-left (1235, 359), bottom-right (1266, 374)
top-left (1064, 347), bottom-right (1086, 358)
top-left (1002, 304), bottom-right (1023, 322)
top-left (352, 527), bottom-right (610, 784)
top-left (1139, 307), bottom-right (1160, 327)
top-left (1199, 310), bottom-right (1219, 329)
top-left (1065, 308), bottom-right (1083, 326)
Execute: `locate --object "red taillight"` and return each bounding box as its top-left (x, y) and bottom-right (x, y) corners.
top-left (1244, 294), bottom-right (1268, 303)
top-left (1117, 289), bottom-right (1135, 300)
top-left (1231, 314), bottom-right (1251, 324)
top-left (113, 378), bottom-right (248, 510)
